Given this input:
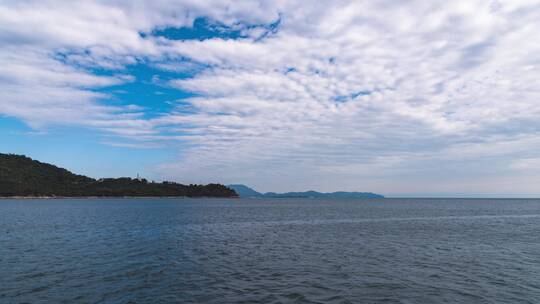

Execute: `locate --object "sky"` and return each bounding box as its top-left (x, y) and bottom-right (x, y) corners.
top-left (1, 0), bottom-right (540, 197)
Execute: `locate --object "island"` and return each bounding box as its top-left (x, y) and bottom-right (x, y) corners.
top-left (228, 184), bottom-right (384, 198)
top-left (0, 153), bottom-right (237, 198)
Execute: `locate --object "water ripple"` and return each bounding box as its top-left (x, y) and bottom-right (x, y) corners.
top-left (1, 198), bottom-right (540, 303)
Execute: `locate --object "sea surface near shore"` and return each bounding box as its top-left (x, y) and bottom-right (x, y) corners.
top-left (1, 198), bottom-right (540, 303)
top-left (0, 195), bottom-right (241, 200)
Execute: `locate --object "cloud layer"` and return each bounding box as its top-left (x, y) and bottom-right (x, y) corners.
top-left (1, 0), bottom-right (540, 195)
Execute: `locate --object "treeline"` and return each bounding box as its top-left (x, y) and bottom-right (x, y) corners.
top-left (0, 153), bottom-right (237, 198)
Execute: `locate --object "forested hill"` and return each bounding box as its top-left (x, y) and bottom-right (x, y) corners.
top-left (0, 153), bottom-right (237, 198)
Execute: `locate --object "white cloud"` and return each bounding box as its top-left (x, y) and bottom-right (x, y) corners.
top-left (1, 0), bottom-right (540, 194)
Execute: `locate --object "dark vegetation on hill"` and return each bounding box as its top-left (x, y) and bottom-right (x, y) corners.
top-left (0, 153), bottom-right (237, 198)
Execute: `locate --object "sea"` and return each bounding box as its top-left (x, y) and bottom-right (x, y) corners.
top-left (1, 198), bottom-right (539, 303)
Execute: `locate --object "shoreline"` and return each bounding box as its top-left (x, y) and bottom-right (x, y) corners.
top-left (0, 196), bottom-right (240, 200)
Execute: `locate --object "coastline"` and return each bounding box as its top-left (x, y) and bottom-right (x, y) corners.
top-left (0, 196), bottom-right (240, 200)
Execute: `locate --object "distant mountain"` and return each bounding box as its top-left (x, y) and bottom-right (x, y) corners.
top-left (227, 184), bottom-right (263, 197)
top-left (228, 184), bottom-right (383, 199)
top-left (264, 191), bottom-right (384, 198)
top-left (0, 153), bottom-right (237, 198)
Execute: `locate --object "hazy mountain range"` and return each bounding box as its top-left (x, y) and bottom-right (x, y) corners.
top-left (228, 184), bottom-right (384, 199)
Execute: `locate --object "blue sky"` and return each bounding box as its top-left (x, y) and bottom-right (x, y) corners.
top-left (1, 1), bottom-right (540, 196)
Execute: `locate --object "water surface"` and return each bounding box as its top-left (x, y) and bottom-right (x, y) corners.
top-left (1, 198), bottom-right (540, 303)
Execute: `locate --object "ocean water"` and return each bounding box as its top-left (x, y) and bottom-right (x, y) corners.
top-left (1, 198), bottom-right (540, 303)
